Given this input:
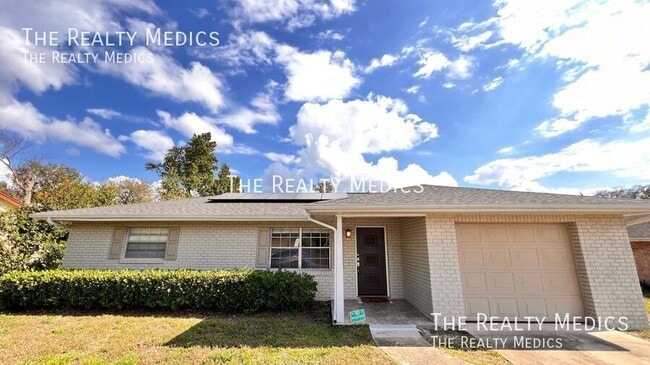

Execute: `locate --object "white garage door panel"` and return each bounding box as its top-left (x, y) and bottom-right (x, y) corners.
top-left (457, 223), bottom-right (584, 319)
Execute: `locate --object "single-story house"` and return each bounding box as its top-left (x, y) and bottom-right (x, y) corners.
top-left (32, 185), bottom-right (650, 329)
top-left (628, 216), bottom-right (650, 284)
top-left (0, 191), bottom-right (21, 212)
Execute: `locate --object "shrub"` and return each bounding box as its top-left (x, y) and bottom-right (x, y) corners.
top-left (0, 269), bottom-right (317, 312)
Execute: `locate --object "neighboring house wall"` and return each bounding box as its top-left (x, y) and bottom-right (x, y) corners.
top-left (631, 242), bottom-right (650, 284)
top-left (63, 221), bottom-right (335, 301)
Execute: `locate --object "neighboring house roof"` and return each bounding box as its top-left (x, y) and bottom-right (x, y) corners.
top-left (305, 185), bottom-right (650, 214)
top-left (30, 185), bottom-right (650, 222)
top-left (628, 222), bottom-right (650, 242)
top-left (626, 214), bottom-right (650, 226)
top-left (0, 191), bottom-right (21, 209)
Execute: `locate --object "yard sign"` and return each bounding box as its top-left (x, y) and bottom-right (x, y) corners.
top-left (349, 309), bottom-right (366, 323)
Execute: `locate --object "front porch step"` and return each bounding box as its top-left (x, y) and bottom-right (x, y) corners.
top-left (369, 324), bottom-right (431, 347)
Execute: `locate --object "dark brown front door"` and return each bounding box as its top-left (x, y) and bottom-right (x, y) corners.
top-left (356, 228), bottom-right (387, 296)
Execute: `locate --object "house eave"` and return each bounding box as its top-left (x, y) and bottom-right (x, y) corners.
top-left (30, 215), bottom-right (311, 223)
top-left (304, 205), bottom-right (650, 215)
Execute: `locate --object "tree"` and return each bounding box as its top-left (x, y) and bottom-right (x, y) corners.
top-left (313, 181), bottom-right (334, 193)
top-left (13, 161), bottom-right (116, 211)
top-left (0, 207), bottom-right (67, 274)
top-left (595, 185), bottom-right (650, 199)
top-left (146, 133), bottom-right (239, 199)
top-left (105, 177), bottom-right (154, 205)
top-left (0, 131), bottom-right (36, 205)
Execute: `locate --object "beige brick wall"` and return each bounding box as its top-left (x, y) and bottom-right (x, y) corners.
top-left (400, 216), bottom-right (434, 317)
top-left (631, 242), bottom-right (650, 284)
top-left (568, 216), bottom-right (648, 330)
top-left (425, 215), bottom-right (467, 319)
top-left (64, 221), bottom-right (334, 301)
top-left (63, 213), bottom-right (648, 329)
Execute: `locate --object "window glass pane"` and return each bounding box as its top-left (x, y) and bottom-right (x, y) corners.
top-left (302, 229), bottom-right (330, 248)
top-left (271, 229), bottom-right (299, 248)
top-left (302, 248), bottom-right (330, 269)
top-left (125, 227), bottom-right (168, 259)
top-left (270, 248), bottom-right (299, 269)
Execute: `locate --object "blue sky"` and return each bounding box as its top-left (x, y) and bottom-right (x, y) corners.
top-left (1, 0), bottom-right (649, 194)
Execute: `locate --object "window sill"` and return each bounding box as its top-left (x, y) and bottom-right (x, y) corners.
top-left (119, 258), bottom-right (167, 265)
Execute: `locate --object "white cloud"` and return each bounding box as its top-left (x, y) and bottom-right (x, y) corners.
top-left (230, 0), bottom-right (356, 29)
top-left (0, 27), bottom-right (75, 103)
top-left (451, 30), bottom-right (494, 52)
top-left (406, 85), bottom-right (420, 94)
top-left (87, 108), bottom-right (122, 120)
top-left (192, 7), bottom-right (210, 18)
top-left (120, 130), bottom-right (174, 161)
top-left (0, 100), bottom-right (125, 157)
top-left (630, 112), bottom-right (650, 134)
top-left (278, 95), bottom-right (456, 189)
top-left (216, 90), bottom-right (281, 134)
top-left (292, 95), bottom-right (438, 154)
top-left (483, 76), bottom-right (504, 92)
top-left (413, 51), bottom-right (450, 79)
top-left (447, 55), bottom-right (474, 80)
top-left (465, 137), bottom-right (650, 192)
top-left (276, 45), bottom-right (361, 102)
top-left (481, 0), bottom-right (650, 137)
top-left (316, 29), bottom-right (345, 41)
top-left (498, 146), bottom-right (514, 155)
top-left (264, 152), bottom-right (299, 164)
top-left (205, 31), bottom-right (277, 68)
top-left (413, 50), bottom-right (474, 80)
top-left (97, 47), bottom-right (226, 112)
top-left (442, 82), bottom-right (455, 89)
top-left (364, 53), bottom-right (400, 73)
top-left (156, 110), bottom-right (234, 151)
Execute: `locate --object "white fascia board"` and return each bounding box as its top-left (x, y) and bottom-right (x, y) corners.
top-left (304, 205), bottom-right (650, 214)
top-left (32, 215), bottom-right (311, 222)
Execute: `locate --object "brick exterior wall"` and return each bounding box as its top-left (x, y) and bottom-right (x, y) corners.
top-left (64, 221), bottom-right (334, 301)
top-left (399, 217), bottom-right (434, 317)
top-left (568, 216), bottom-right (648, 330)
top-left (631, 242), bottom-right (650, 284)
top-left (63, 213), bottom-right (648, 329)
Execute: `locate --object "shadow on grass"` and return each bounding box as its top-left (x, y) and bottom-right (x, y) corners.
top-left (165, 303), bottom-right (375, 349)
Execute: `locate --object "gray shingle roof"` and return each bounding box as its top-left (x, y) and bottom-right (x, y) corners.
top-left (629, 222), bottom-right (650, 241)
top-left (30, 196), bottom-right (313, 221)
top-left (31, 185), bottom-right (650, 222)
top-left (305, 185), bottom-right (650, 213)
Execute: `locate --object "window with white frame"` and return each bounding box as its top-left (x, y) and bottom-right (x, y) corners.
top-left (270, 228), bottom-right (330, 269)
top-left (125, 227), bottom-right (168, 258)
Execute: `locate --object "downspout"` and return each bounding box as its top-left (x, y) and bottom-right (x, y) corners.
top-left (308, 215), bottom-right (345, 324)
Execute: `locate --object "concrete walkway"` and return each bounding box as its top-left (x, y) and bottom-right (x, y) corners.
top-left (466, 325), bottom-right (650, 365)
top-left (370, 325), bottom-right (465, 364)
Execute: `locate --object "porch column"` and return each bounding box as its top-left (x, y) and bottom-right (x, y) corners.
top-left (334, 214), bottom-right (345, 324)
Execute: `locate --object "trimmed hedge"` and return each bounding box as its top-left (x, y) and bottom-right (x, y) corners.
top-left (0, 269), bottom-right (317, 312)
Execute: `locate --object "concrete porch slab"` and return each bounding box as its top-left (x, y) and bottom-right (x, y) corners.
top-left (343, 299), bottom-right (433, 326)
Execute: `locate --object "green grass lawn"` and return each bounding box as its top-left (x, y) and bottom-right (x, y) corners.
top-left (0, 304), bottom-right (395, 365)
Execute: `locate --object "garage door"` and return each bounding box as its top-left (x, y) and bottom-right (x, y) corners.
top-left (456, 223), bottom-right (584, 319)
